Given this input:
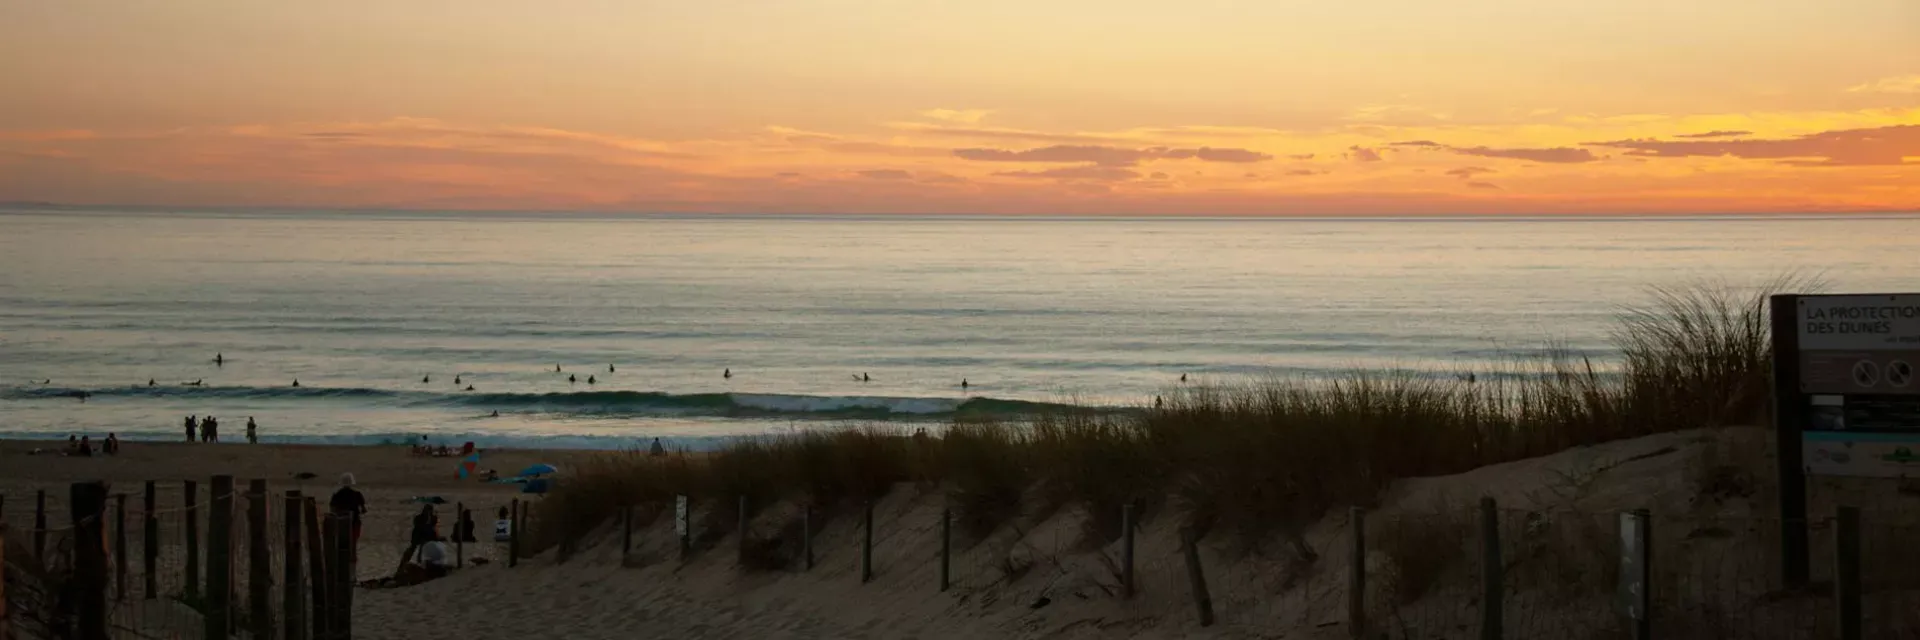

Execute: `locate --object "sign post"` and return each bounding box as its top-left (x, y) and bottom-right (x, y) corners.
top-left (1774, 293), bottom-right (1920, 588)
top-left (1616, 509), bottom-right (1651, 640)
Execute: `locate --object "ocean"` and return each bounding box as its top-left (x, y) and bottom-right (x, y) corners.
top-left (1, 208), bottom-right (1913, 449)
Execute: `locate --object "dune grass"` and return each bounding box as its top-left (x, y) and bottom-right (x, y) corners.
top-left (533, 279), bottom-right (1801, 557)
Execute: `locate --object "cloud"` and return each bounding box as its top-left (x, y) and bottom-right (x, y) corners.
top-left (993, 164), bottom-right (1140, 181)
top-left (856, 169), bottom-right (913, 180)
top-left (302, 131), bottom-right (366, 140)
top-left (775, 172), bottom-right (803, 178)
top-left (1284, 169), bottom-right (1326, 176)
top-left (890, 123), bottom-right (1118, 144)
top-left (953, 144), bottom-right (1271, 166)
top-left (1587, 125), bottom-right (1920, 166)
top-left (1467, 181), bottom-right (1502, 190)
top-left (1846, 75), bottom-right (1920, 95)
top-left (1673, 130), bottom-right (1752, 139)
top-left (1349, 146), bottom-right (1382, 162)
top-left (1390, 140), bottom-right (1442, 147)
top-left (1287, 154), bottom-right (1315, 160)
top-left (1445, 166), bottom-right (1496, 180)
top-left (919, 172), bottom-right (967, 184)
top-left (919, 109), bottom-right (994, 124)
top-left (1149, 172), bottom-right (1169, 180)
top-left (1448, 146), bottom-right (1596, 163)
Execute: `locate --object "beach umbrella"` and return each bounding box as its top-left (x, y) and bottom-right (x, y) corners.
top-left (517, 463), bottom-right (559, 477)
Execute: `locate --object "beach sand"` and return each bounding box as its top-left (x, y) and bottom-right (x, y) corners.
top-left (6, 429), bottom-right (1910, 639)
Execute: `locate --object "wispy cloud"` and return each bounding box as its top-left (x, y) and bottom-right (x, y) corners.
top-left (993, 165), bottom-right (1141, 181)
top-left (1445, 166), bottom-right (1496, 179)
top-left (1846, 75), bottom-right (1920, 95)
top-left (1467, 181), bottom-right (1502, 190)
top-left (856, 169), bottom-right (913, 180)
top-left (1587, 124), bottom-right (1920, 166)
top-left (919, 109), bottom-right (995, 124)
top-left (1673, 130), bottom-right (1751, 139)
top-left (1349, 146), bottom-right (1383, 162)
top-left (1389, 140), bottom-right (1442, 147)
top-left (953, 145), bottom-right (1271, 166)
top-left (1447, 145), bottom-right (1596, 163)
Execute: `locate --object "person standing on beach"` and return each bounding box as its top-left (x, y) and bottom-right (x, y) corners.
top-left (246, 417), bottom-right (258, 444)
top-left (185, 416), bottom-right (197, 442)
top-left (649, 437), bottom-right (666, 457)
top-left (331, 473), bottom-right (368, 552)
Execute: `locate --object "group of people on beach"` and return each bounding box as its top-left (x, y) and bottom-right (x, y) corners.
top-left (56, 433), bottom-right (120, 457)
top-left (184, 415), bottom-right (260, 444)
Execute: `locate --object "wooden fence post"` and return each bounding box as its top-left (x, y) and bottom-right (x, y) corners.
top-left (206, 475), bottom-right (235, 640)
top-left (802, 504), bottom-right (814, 571)
top-left (33, 489), bottom-right (45, 560)
top-left (455, 502), bottom-right (466, 570)
top-left (939, 507), bottom-right (951, 592)
top-left (113, 493), bottom-right (128, 601)
top-left (305, 500), bottom-right (330, 640)
top-left (621, 505), bottom-right (633, 559)
top-left (185, 480), bottom-right (200, 598)
top-left (1349, 506), bottom-right (1366, 639)
top-left (143, 481), bottom-right (158, 600)
top-left (333, 508), bottom-right (357, 640)
top-left (248, 479), bottom-right (271, 640)
top-left (1480, 497), bottom-right (1502, 640)
top-left (737, 495), bottom-right (749, 564)
top-left (1180, 527), bottom-right (1215, 627)
top-left (1837, 506), bottom-right (1861, 640)
top-left (861, 501), bottom-right (874, 583)
top-left (1122, 503), bottom-right (1136, 598)
top-left (73, 482), bottom-right (110, 640)
top-left (0, 522), bottom-right (9, 640)
top-left (509, 499), bottom-right (520, 568)
top-left (285, 491), bottom-right (304, 640)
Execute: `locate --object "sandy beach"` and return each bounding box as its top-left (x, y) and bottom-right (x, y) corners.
top-left (12, 429), bottom-right (1867, 640)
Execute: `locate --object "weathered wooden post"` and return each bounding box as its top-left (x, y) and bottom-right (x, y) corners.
top-left (73, 482), bottom-right (110, 640)
top-left (509, 499), bottom-right (521, 568)
top-left (0, 522), bottom-right (9, 640)
top-left (114, 493), bottom-right (128, 601)
top-left (861, 501), bottom-right (875, 583)
top-left (285, 491), bottom-right (305, 640)
top-left (455, 502), bottom-right (466, 569)
top-left (185, 479), bottom-right (201, 597)
top-left (1480, 497), bottom-right (1502, 640)
top-left (1122, 503), bottom-right (1136, 599)
top-left (1837, 506), bottom-right (1861, 640)
top-left (206, 475), bottom-right (235, 640)
top-left (939, 507), bottom-right (951, 592)
top-left (335, 507), bottom-right (357, 640)
top-left (33, 489), bottom-right (46, 560)
top-left (621, 504), bottom-right (633, 559)
top-left (143, 481), bottom-right (158, 600)
top-left (1181, 527), bottom-right (1215, 627)
top-left (248, 479), bottom-right (272, 640)
top-left (802, 503), bottom-right (814, 571)
top-left (305, 500), bottom-right (330, 640)
top-left (1349, 507), bottom-right (1366, 639)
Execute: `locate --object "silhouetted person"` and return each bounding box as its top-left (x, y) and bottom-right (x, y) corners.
top-left (465, 385), bottom-right (475, 391)
top-left (1180, 373), bottom-right (1187, 383)
top-left (1155, 395), bottom-right (1163, 408)
top-left (587, 375), bottom-right (596, 385)
top-left (246, 417), bottom-right (258, 444)
top-left (422, 375), bottom-right (430, 383)
top-left (608, 364), bottom-right (615, 373)
top-left (863, 372), bottom-right (870, 382)
top-left (148, 379), bottom-right (156, 387)
top-left (76, 436), bottom-right (93, 457)
top-left (185, 416), bottom-right (197, 442)
top-left (555, 364), bottom-right (562, 373)
top-left (961, 378), bottom-right (969, 389)
top-left (649, 437), bottom-right (666, 457)
top-left (489, 410), bottom-right (499, 417)
top-left (104, 433), bottom-right (120, 455)
top-left (723, 368), bottom-right (732, 379)
top-left (291, 379), bottom-right (300, 387)
top-left (568, 374), bottom-right (576, 384)
top-left (331, 473), bottom-right (367, 552)
top-left (215, 353), bottom-right (223, 366)
top-left (454, 375), bottom-right (462, 385)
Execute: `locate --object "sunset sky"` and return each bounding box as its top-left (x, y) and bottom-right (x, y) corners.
top-left (2, 1), bottom-right (1917, 215)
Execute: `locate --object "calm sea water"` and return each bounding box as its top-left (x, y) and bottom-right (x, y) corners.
top-left (1, 208), bottom-right (1913, 449)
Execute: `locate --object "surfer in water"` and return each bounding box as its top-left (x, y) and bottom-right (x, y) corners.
top-left (608, 364), bottom-right (615, 373)
top-left (1180, 373), bottom-right (1187, 383)
top-left (465, 385), bottom-right (475, 391)
top-left (148, 379), bottom-right (156, 387)
top-left (454, 375), bottom-right (462, 385)
top-left (489, 410), bottom-right (499, 417)
top-left (723, 368), bottom-right (732, 379)
top-left (555, 364), bottom-right (562, 373)
top-left (422, 375), bottom-right (430, 383)
top-left (215, 353), bottom-right (223, 366)
top-left (961, 378), bottom-right (969, 390)
top-left (568, 374), bottom-right (576, 384)
top-left (291, 379), bottom-right (300, 387)
top-left (587, 375), bottom-right (596, 384)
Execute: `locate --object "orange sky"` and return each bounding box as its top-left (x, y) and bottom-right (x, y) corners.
top-left (2, 1), bottom-right (1917, 215)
